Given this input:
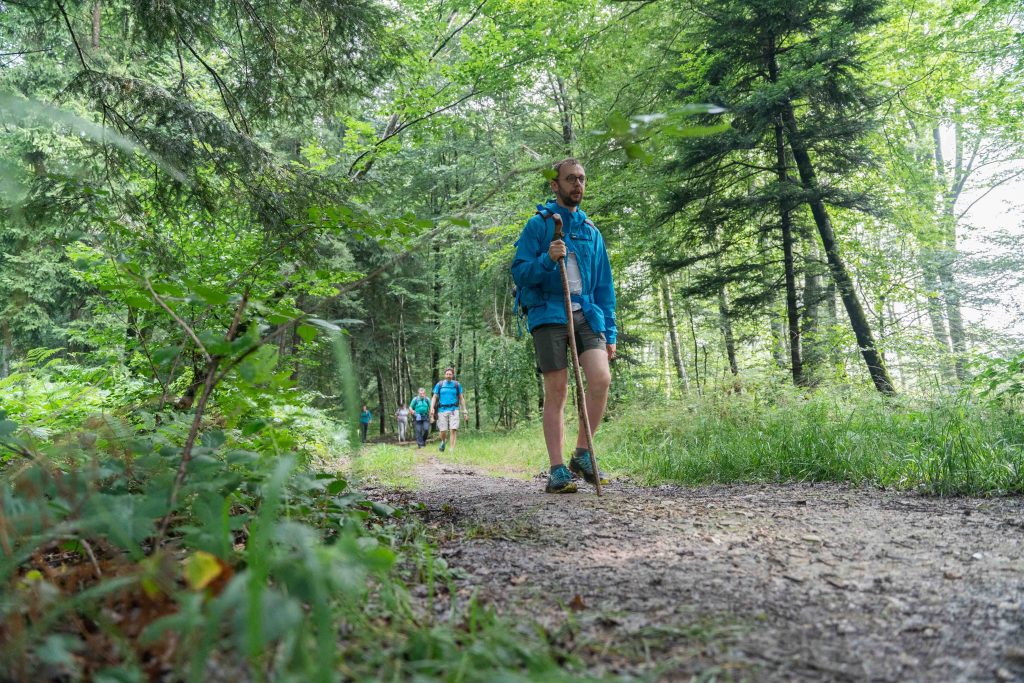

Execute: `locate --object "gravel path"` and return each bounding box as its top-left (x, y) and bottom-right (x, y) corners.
top-left (374, 454), bottom-right (1024, 682)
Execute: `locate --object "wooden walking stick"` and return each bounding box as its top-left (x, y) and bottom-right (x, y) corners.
top-left (552, 213), bottom-right (603, 496)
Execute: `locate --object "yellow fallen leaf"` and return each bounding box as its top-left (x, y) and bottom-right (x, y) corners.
top-left (183, 551), bottom-right (223, 591)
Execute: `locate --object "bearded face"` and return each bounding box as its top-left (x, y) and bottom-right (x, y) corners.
top-left (550, 164), bottom-right (585, 208)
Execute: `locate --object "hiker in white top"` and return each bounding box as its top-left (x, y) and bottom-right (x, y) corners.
top-left (395, 403), bottom-right (410, 443)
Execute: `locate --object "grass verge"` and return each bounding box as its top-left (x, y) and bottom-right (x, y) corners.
top-left (598, 388), bottom-right (1024, 495)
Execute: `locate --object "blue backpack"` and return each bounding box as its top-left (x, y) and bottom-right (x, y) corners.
top-left (512, 205), bottom-right (596, 336)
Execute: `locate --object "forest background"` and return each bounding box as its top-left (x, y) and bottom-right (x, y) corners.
top-left (2, 0), bottom-right (1024, 680)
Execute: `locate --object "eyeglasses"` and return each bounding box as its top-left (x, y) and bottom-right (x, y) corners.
top-left (561, 174), bottom-right (586, 185)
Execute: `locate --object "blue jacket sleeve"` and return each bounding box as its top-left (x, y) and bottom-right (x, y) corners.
top-left (511, 216), bottom-right (558, 287)
top-left (592, 232), bottom-right (617, 345)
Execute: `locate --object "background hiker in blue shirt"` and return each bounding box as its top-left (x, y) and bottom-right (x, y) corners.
top-left (409, 387), bottom-right (431, 448)
top-left (429, 367), bottom-right (469, 454)
top-left (511, 158), bottom-right (617, 494)
top-left (359, 404), bottom-right (372, 443)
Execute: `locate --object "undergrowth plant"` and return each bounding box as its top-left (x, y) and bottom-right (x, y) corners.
top-left (0, 255), bottom-right (591, 681)
top-left (0, 409), bottom-right (589, 682)
top-left (598, 386), bottom-right (1024, 496)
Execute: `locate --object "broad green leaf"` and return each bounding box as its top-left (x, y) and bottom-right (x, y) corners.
top-left (191, 285), bottom-right (229, 306)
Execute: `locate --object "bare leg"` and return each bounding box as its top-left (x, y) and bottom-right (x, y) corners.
top-left (449, 428), bottom-right (457, 452)
top-left (575, 349), bottom-right (611, 449)
top-left (542, 369), bottom-right (569, 466)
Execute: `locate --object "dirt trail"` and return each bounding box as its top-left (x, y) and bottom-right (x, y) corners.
top-left (371, 453), bottom-right (1024, 682)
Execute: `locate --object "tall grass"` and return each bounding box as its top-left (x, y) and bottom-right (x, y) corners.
top-left (598, 388), bottom-right (1024, 496)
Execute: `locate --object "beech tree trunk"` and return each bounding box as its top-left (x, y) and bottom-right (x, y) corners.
top-left (932, 126), bottom-right (968, 381)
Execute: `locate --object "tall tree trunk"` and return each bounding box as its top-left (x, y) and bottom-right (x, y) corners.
top-left (392, 335), bottom-right (402, 406)
top-left (918, 250), bottom-right (954, 374)
top-left (765, 41), bottom-right (892, 394)
top-left (770, 315), bottom-right (787, 368)
top-left (375, 365), bottom-right (386, 436)
top-left (775, 122), bottom-right (805, 386)
top-left (911, 140), bottom-right (956, 379)
top-left (430, 244), bottom-right (441, 390)
top-left (396, 304), bottom-right (405, 404)
top-left (551, 74), bottom-right (574, 155)
top-left (780, 101), bottom-right (895, 394)
top-left (658, 319), bottom-right (670, 396)
top-left (886, 301), bottom-right (905, 391)
top-left (932, 126), bottom-right (968, 381)
top-left (472, 330), bottom-right (480, 430)
top-left (1, 320), bottom-right (10, 378)
top-left (936, 236), bottom-right (967, 381)
top-left (686, 298), bottom-right (701, 394)
top-left (92, 1), bottom-right (101, 49)
top-left (801, 233), bottom-right (825, 386)
top-left (718, 284), bottom-right (740, 384)
top-left (660, 277), bottom-right (689, 392)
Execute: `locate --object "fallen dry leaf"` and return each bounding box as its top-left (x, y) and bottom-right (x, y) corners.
top-left (568, 594), bottom-right (587, 611)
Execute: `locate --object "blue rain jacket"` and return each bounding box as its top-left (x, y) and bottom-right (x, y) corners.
top-left (511, 200), bottom-right (617, 344)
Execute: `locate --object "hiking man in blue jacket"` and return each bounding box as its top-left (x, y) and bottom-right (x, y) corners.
top-left (512, 158), bottom-right (617, 493)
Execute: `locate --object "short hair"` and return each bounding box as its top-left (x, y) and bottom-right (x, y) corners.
top-left (552, 158), bottom-right (582, 180)
top-left (444, 366), bottom-right (455, 373)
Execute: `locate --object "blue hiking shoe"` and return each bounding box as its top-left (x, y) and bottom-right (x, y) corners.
top-left (545, 465), bottom-right (577, 494)
top-left (569, 450), bottom-right (602, 486)
top-left (439, 440), bottom-right (446, 452)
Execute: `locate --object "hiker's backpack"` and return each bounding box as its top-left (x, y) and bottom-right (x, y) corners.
top-left (511, 205), bottom-right (597, 336)
top-left (511, 205), bottom-right (555, 336)
top-left (435, 380), bottom-right (461, 408)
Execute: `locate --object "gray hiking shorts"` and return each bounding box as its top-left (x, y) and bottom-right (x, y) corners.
top-left (531, 311), bottom-right (606, 373)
